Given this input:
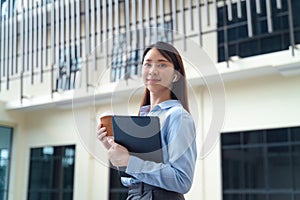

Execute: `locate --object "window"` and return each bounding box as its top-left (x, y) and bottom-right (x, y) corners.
top-left (111, 34), bottom-right (141, 82)
top-left (0, 126), bottom-right (12, 200)
top-left (221, 126), bottom-right (300, 200)
top-left (217, 0), bottom-right (300, 62)
top-left (27, 145), bottom-right (76, 200)
top-left (109, 168), bottom-right (128, 200)
top-left (111, 21), bottom-right (173, 82)
top-left (0, 0), bottom-right (18, 16)
top-left (45, 0), bottom-right (53, 4)
top-left (1, 0), bottom-right (7, 16)
top-left (56, 46), bottom-right (82, 91)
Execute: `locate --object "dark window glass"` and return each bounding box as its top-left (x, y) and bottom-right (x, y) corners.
top-left (239, 40), bottom-right (259, 58)
top-left (218, 47), bottom-right (225, 62)
top-left (221, 132), bottom-right (240, 145)
top-left (217, 0), bottom-right (300, 62)
top-left (221, 126), bottom-right (300, 199)
top-left (295, 30), bottom-right (300, 43)
top-left (268, 146), bottom-right (291, 189)
top-left (109, 168), bottom-right (128, 200)
top-left (245, 194), bottom-right (266, 200)
top-left (244, 130), bottom-right (264, 144)
top-left (291, 127), bottom-right (300, 141)
top-left (27, 145), bottom-right (75, 200)
top-left (222, 148), bottom-right (244, 189)
top-left (261, 35), bottom-right (282, 54)
top-left (0, 126), bottom-right (13, 200)
top-left (56, 46), bottom-right (82, 91)
top-left (244, 147), bottom-right (265, 189)
top-left (223, 194), bottom-right (243, 200)
top-left (266, 128), bottom-right (288, 143)
top-left (269, 194), bottom-right (292, 200)
top-left (111, 33), bottom-right (142, 83)
top-left (293, 145), bottom-right (300, 189)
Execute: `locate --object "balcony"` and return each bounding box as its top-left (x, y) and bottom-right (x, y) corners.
top-left (0, 0), bottom-right (299, 110)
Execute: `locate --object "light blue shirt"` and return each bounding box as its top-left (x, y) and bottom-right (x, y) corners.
top-left (121, 100), bottom-right (197, 194)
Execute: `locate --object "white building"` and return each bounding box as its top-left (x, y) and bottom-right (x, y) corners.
top-left (0, 0), bottom-right (300, 200)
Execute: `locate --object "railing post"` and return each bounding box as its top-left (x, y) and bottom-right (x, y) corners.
top-left (287, 0), bottom-right (296, 57)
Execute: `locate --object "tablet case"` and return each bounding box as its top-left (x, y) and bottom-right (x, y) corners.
top-left (112, 115), bottom-right (163, 163)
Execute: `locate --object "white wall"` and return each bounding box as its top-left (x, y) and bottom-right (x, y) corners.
top-left (0, 104), bottom-right (108, 200)
top-left (186, 73), bottom-right (300, 200)
top-left (1, 71), bottom-right (300, 200)
top-left (223, 74), bottom-right (300, 131)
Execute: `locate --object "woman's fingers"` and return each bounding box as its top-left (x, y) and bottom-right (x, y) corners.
top-left (97, 132), bottom-right (107, 142)
top-left (97, 127), bottom-right (106, 137)
top-left (97, 127), bottom-right (112, 150)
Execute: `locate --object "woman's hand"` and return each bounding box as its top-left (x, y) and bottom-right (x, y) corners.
top-left (97, 124), bottom-right (129, 167)
top-left (97, 124), bottom-right (113, 150)
top-left (107, 139), bottom-right (130, 167)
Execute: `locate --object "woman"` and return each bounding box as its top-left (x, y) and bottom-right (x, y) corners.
top-left (97, 41), bottom-right (197, 199)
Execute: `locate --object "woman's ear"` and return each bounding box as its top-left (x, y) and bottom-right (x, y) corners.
top-left (172, 72), bottom-right (180, 83)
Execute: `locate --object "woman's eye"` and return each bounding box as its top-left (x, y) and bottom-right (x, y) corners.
top-left (143, 63), bottom-right (151, 67)
top-left (158, 63), bottom-right (167, 68)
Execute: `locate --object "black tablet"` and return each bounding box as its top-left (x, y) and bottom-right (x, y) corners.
top-left (112, 115), bottom-right (163, 163)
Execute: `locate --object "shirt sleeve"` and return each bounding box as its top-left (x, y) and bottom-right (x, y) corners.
top-left (125, 110), bottom-right (197, 194)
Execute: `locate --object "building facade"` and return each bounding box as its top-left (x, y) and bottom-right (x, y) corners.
top-left (0, 0), bottom-right (300, 199)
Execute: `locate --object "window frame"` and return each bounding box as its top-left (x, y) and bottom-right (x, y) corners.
top-left (27, 145), bottom-right (76, 200)
top-left (217, 0), bottom-right (300, 62)
top-left (56, 45), bottom-right (82, 91)
top-left (221, 126), bottom-right (300, 200)
top-left (0, 126), bottom-right (13, 200)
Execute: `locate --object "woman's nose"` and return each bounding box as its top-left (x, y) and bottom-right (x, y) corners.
top-left (149, 65), bottom-right (158, 75)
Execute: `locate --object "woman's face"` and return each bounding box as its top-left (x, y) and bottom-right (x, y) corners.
top-left (142, 48), bottom-right (176, 94)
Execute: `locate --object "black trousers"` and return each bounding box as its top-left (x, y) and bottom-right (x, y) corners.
top-left (126, 183), bottom-right (185, 200)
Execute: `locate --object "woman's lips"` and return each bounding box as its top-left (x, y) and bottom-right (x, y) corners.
top-left (147, 79), bottom-right (160, 84)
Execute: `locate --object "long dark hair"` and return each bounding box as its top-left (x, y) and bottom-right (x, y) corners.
top-left (140, 41), bottom-right (189, 112)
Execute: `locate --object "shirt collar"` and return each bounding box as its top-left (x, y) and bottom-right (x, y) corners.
top-left (140, 100), bottom-right (180, 114)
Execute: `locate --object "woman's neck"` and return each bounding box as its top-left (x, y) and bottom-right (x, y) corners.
top-left (150, 92), bottom-right (171, 109)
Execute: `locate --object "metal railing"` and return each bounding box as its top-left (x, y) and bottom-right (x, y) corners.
top-left (0, 0), bottom-right (298, 104)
